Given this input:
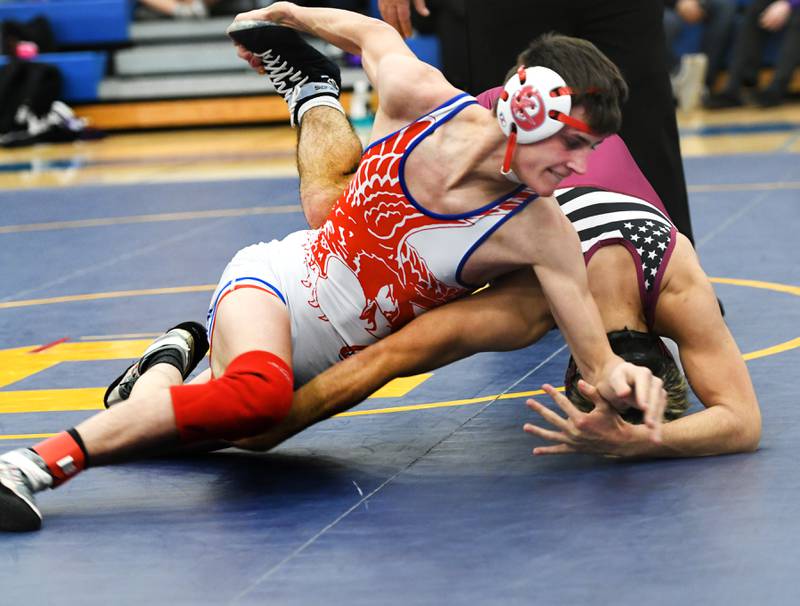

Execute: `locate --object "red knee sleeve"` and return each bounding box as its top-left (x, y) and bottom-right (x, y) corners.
top-left (170, 350), bottom-right (293, 444)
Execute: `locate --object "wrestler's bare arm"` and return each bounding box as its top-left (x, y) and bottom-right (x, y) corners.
top-left (639, 234), bottom-right (762, 456)
top-left (523, 197), bottom-right (666, 426)
top-left (233, 1), bottom-right (458, 130)
top-left (529, 235), bottom-right (763, 459)
top-left (234, 269), bottom-right (552, 451)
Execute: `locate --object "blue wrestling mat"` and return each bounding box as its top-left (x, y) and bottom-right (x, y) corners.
top-left (0, 152), bottom-right (798, 605)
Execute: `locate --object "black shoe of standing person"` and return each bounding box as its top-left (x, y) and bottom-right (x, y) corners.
top-left (703, 91), bottom-right (744, 109)
top-left (754, 89), bottom-right (783, 108)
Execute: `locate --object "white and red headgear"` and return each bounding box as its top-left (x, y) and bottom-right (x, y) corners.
top-left (496, 66), bottom-right (594, 177)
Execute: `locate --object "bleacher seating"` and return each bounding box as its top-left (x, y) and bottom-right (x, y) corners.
top-left (0, 51), bottom-right (107, 102)
top-left (0, 0), bottom-right (129, 46)
top-left (1, 0), bottom-right (794, 130)
top-left (0, 0), bottom-right (130, 102)
top-left (671, 0), bottom-right (788, 68)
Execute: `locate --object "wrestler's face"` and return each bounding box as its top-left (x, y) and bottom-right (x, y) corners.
top-left (513, 107), bottom-right (603, 196)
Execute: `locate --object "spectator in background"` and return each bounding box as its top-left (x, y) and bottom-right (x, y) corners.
top-left (377, 0), bottom-right (697, 245)
top-left (663, 0), bottom-right (738, 109)
top-left (706, 0), bottom-right (800, 107)
top-left (138, 0), bottom-right (219, 19)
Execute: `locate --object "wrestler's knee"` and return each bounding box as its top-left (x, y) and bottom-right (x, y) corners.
top-left (299, 184), bottom-right (339, 228)
top-left (170, 350), bottom-right (293, 443)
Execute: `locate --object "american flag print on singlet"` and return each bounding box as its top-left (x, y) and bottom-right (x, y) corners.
top-left (555, 186), bottom-right (677, 328)
top-left (300, 93), bottom-right (538, 350)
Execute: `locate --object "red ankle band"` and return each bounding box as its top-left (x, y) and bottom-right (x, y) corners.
top-left (32, 430), bottom-right (87, 486)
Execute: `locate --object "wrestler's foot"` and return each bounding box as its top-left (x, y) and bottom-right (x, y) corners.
top-left (226, 19), bottom-right (342, 126)
top-left (104, 321), bottom-right (208, 408)
top-left (0, 449), bottom-right (53, 532)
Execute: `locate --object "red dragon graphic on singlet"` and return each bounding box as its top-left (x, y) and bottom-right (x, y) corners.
top-left (303, 97), bottom-right (534, 343)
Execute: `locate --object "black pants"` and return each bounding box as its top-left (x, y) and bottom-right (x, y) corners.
top-left (724, 0), bottom-right (800, 95)
top-left (426, 0), bottom-right (694, 242)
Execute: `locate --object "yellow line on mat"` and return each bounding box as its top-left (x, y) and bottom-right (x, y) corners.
top-left (709, 277), bottom-right (800, 297)
top-left (0, 285), bottom-right (215, 309)
top-left (0, 389), bottom-right (558, 441)
top-left (0, 205), bottom-right (302, 234)
top-left (743, 337), bottom-right (800, 361)
top-left (2, 276), bottom-right (795, 311)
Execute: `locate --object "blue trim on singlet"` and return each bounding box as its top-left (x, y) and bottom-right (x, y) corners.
top-left (453, 191), bottom-right (540, 288)
top-left (396, 98), bottom-right (528, 220)
top-left (362, 92), bottom-right (474, 156)
top-left (211, 276), bottom-right (287, 308)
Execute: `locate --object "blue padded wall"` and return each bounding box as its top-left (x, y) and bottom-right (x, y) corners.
top-left (0, 52), bottom-right (107, 102)
top-left (0, 0), bottom-right (130, 45)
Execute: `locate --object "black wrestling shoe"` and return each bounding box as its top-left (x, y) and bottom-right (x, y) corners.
top-left (103, 321), bottom-right (208, 408)
top-left (0, 449), bottom-right (52, 532)
top-left (226, 19), bottom-right (341, 126)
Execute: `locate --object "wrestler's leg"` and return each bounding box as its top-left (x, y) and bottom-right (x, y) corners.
top-left (128, 364), bottom-right (182, 397)
top-left (79, 288), bottom-right (292, 464)
top-left (297, 106), bottom-right (362, 228)
top-left (121, 343), bottom-right (212, 400)
top-left (226, 19), bottom-right (363, 227)
top-left (0, 289), bottom-right (292, 531)
top-left (104, 321), bottom-right (208, 408)
top-left (235, 268), bottom-right (557, 453)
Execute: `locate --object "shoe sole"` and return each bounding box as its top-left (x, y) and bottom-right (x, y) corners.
top-left (0, 482), bottom-right (42, 532)
top-left (226, 20), bottom-right (288, 53)
top-left (226, 20), bottom-right (339, 83)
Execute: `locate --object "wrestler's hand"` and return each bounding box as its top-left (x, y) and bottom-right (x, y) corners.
top-left (760, 0), bottom-right (791, 31)
top-left (233, 1), bottom-right (297, 26)
top-left (595, 360), bottom-right (665, 442)
top-left (233, 43), bottom-right (265, 74)
top-left (523, 382), bottom-right (635, 456)
top-left (230, 2), bottom-right (300, 74)
top-left (378, 0), bottom-right (430, 39)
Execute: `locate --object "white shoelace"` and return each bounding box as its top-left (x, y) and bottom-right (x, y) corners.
top-left (256, 53), bottom-right (309, 97)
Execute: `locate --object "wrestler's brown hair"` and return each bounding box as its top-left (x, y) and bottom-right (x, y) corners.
top-left (564, 329), bottom-right (690, 424)
top-left (507, 32), bottom-right (629, 136)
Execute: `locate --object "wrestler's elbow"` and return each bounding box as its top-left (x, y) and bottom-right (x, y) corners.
top-left (722, 401), bottom-right (762, 453)
top-left (736, 410), bottom-right (762, 453)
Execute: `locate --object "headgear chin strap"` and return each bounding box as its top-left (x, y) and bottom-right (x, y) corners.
top-left (496, 65), bottom-right (594, 177)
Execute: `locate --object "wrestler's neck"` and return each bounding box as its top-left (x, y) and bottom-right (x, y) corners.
top-left (403, 113), bottom-right (519, 212)
top-left (424, 111), bottom-right (515, 188)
